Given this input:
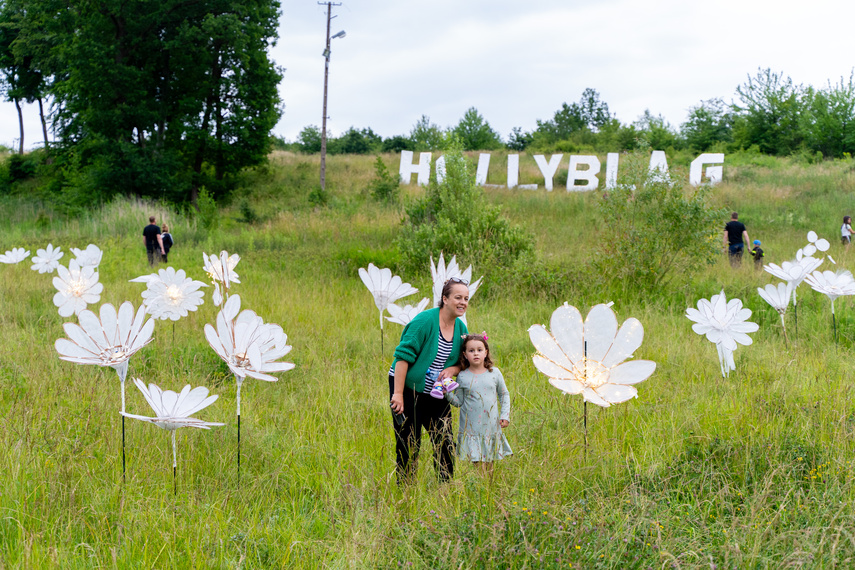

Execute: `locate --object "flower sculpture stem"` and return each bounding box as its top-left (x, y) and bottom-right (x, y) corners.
top-left (780, 314), bottom-right (789, 346)
top-left (236, 375), bottom-right (243, 481)
top-left (583, 341), bottom-right (588, 458)
top-left (172, 431), bottom-right (177, 495)
top-left (114, 361), bottom-right (129, 481)
top-left (832, 300), bottom-right (838, 342)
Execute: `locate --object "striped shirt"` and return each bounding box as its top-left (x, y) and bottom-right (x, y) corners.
top-left (388, 331), bottom-right (454, 393)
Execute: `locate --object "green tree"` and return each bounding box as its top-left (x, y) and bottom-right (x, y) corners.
top-left (452, 107), bottom-right (502, 150)
top-left (800, 75), bottom-right (855, 158)
top-left (297, 125), bottom-right (323, 153)
top-left (633, 109), bottom-right (681, 150)
top-left (681, 98), bottom-right (734, 152)
top-left (593, 149), bottom-right (724, 294)
top-left (409, 115), bottom-right (444, 151)
top-left (506, 126), bottom-right (533, 151)
top-left (732, 68), bottom-right (804, 155)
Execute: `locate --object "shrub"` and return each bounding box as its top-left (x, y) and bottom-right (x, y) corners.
top-left (196, 187), bottom-right (220, 233)
top-left (592, 148), bottom-right (725, 295)
top-left (308, 185), bottom-right (328, 207)
top-left (367, 157), bottom-right (400, 202)
top-left (397, 139), bottom-right (533, 273)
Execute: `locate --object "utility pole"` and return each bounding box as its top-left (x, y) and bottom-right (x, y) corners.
top-left (319, 2), bottom-right (343, 191)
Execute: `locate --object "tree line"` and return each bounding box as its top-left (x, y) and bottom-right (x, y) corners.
top-left (0, 0), bottom-right (282, 205)
top-left (286, 70), bottom-right (855, 162)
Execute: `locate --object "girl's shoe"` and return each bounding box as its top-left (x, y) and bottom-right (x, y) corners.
top-left (443, 379), bottom-right (459, 392)
top-left (429, 381), bottom-right (445, 399)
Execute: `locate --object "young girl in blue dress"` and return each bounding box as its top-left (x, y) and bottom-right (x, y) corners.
top-left (446, 333), bottom-right (512, 476)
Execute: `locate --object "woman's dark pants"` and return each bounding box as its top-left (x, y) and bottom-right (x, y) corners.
top-left (389, 375), bottom-right (454, 484)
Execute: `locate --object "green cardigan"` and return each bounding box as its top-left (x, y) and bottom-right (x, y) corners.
top-left (392, 307), bottom-right (469, 392)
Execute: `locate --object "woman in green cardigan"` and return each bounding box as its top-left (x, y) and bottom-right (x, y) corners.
top-left (389, 278), bottom-right (470, 484)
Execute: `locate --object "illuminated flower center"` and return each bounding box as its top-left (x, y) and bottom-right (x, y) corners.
top-left (102, 345), bottom-right (127, 363)
top-left (234, 352), bottom-right (249, 366)
top-left (165, 284), bottom-right (183, 304)
top-left (576, 360), bottom-right (609, 388)
top-left (69, 278), bottom-right (88, 297)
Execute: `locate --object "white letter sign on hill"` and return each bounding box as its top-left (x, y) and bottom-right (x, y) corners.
top-left (533, 154), bottom-right (563, 191)
top-left (567, 155), bottom-right (601, 191)
top-left (399, 150), bottom-right (432, 185)
top-left (689, 153), bottom-right (724, 186)
top-left (401, 151), bottom-right (724, 190)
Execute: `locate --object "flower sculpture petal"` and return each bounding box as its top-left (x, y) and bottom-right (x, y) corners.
top-left (122, 378), bottom-right (224, 430)
top-left (757, 283), bottom-right (791, 315)
top-left (204, 294), bottom-right (294, 412)
top-left (765, 256), bottom-right (823, 306)
top-left (386, 297), bottom-right (430, 326)
top-left (529, 303), bottom-right (656, 407)
top-left (54, 301), bottom-right (155, 411)
top-left (800, 231), bottom-right (831, 258)
top-left (358, 263), bottom-right (418, 330)
top-left (52, 259), bottom-right (104, 317)
top-left (686, 290), bottom-right (758, 378)
top-left (30, 244), bottom-right (63, 274)
top-left (430, 253), bottom-right (484, 307)
top-left (130, 266), bottom-right (206, 321)
top-left (70, 244), bottom-right (103, 269)
top-left (804, 269), bottom-right (855, 312)
top-left (203, 251), bottom-right (240, 306)
top-left (0, 247), bottom-right (30, 264)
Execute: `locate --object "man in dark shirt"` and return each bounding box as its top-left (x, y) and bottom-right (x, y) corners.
top-left (143, 216), bottom-right (165, 266)
top-left (723, 212), bottom-right (750, 267)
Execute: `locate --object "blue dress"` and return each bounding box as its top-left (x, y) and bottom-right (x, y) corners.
top-left (446, 367), bottom-right (513, 462)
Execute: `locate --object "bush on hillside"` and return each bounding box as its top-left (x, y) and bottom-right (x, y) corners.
top-left (367, 157), bottom-right (400, 203)
top-left (592, 148), bottom-right (724, 295)
top-left (397, 139), bottom-right (533, 273)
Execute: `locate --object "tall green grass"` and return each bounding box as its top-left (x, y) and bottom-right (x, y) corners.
top-left (2, 154), bottom-right (855, 567)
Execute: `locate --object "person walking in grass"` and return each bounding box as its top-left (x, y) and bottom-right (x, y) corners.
top-left (160, 224), bottom-right (174, 263)
top-left (388, 278), bottom-right (469, 485)
top-left (446, 333), bottom-right (512, 478)
top-left (750, 239), bottom-right (765, 270)
top-left (842, 216), bottom-right (852, 246)
top-left (723, 212), bottom-right (750, 267)
top-left (143, 216), bottom-right (165, 266)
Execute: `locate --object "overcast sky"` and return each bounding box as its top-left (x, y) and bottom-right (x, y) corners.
top-left (4, 0), bottom-right (855, 149)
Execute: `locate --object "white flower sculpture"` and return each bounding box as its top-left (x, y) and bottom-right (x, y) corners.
top-left (31, 244), bottom-right (63, 274)
top-left (686, 290), bottom-right (758, 378)
top-left (764, 256), bottom-right (823, 309)
top-left (71, 244), bottom-right (103, 268)
top-left (54, 301), bottom-right (155, 413)
top-left (430, 253), bottom-right (484, 307)
top-left (358, 263), bottom-right (418, 350)
top-left (0, 247), bottom-right (30, 264)
top-left (386, 298), bottom-right (430, 327)
top-left (203, 251), bottom-right (240, 306)
top-left (52, 259), bottom-right (104, 317)
top-left (804, 269), bottom-right (855, 339)
top-left (799, 230), bottom-right (830, 259)
top-left (757, 282), bottom-right (792, 342)
top-left (528, 303), bottom-right (656, 407)
top-left (130, 266), bottom-right (206, 321)
top-left (55, 300), bottom-right (154, 478)
top-left (204, 294), bottom-right (294, 472)
top-left (122, 378), bottom-right (224, 487)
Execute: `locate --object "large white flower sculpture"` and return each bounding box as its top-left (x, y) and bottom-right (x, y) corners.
top-left (55, 301), bottom-right (154, 477)
top-left (430, 253), bottom-right (483, 307)
top-left (130, 266), bottom-right (206, 321)
top-left (757, 282), bottom-right (792, 342)
top-left (528, 303), bottom-right (656, 407)
top-left (386, 298), bottom-right (430, 327)
top-left (358, 263), bottom-right (418, 350)
top-left (122, 378), bottom-right (224, 489)
top-left (799, 231), bottom-right (830, 259)
top-left (30, 244), bottom-right (63, 274)
top-left (71, 244), bottom-right (103, 268)
top-left (52, 259), bottom-right (104, 317)
top-left (804, 269), bottom-right (855, 340)
top-left (0, 247), bottom-right (30, 264)
top-left (686, 290), bottom-right (758, 378)
top-left (203, 251), bottom-right (240, 306)
top-left (764, 256), bottom-right (823, 312)
top-left (204, 294), bottom-right (294, 472)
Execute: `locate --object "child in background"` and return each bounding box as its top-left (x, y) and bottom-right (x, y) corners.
top-left (842, 216), bottom-right (852, 246)
top-left (750, 239), bottom-right (764, 270)
top-left (160, 224), bottom-right (174, 263)
top-left (446, 333), bottom-right (512, 476)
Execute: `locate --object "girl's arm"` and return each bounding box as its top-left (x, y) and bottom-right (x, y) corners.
top-left (445, 374), bottom-right (465, 407)
top-left (496, 369), bottom-right (511, 423)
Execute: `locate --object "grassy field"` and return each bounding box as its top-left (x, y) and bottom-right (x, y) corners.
top-left (3, 151), bottom-right (855, 568)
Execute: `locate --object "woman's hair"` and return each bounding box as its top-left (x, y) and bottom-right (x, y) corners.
top-left (458, 333), bottom-right (493, 371)
top-left (162, 224), bottom-right (169, 232)
top-left (845, 216), bottom-right (851, 225)
top-left (438, 278), bottom-right (469, 308)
